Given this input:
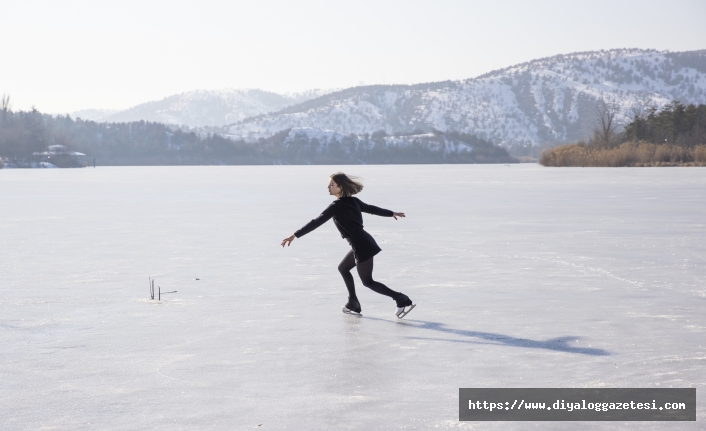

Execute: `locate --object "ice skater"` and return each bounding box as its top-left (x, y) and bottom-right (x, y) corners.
top-left (281, 172), bottom-right (416, 318)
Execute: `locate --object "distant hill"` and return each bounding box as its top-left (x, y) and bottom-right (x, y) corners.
top-left (262, 127), bottom-right (516, 164)
top-left (73, 88), bottom-right (333, 127)
top-left (226, 49), bottom-right (706, 149)
top-left (2, 108), bottom-right (514, 166)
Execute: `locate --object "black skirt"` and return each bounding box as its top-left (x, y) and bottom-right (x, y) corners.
top-left (345, 228), bottom-right (382, 263)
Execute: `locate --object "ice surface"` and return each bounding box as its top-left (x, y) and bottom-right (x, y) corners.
top-left (1, 165), bottom-right (704, 430)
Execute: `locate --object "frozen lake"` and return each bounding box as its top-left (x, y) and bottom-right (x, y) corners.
top-left (1, 164), bottom-right (704, 430)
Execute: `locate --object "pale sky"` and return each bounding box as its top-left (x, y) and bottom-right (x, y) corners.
top-left (2, 0), bottom-right (705, 113)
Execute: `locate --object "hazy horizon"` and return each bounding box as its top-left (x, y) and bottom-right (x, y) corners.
top-left (2, 0), bottom-right (705, 114)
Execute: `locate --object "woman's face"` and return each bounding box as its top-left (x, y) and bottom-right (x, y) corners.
top-left (328, 178), bottom-right (342, 197)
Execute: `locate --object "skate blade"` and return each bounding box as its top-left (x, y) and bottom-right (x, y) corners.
top-left (342, 306), bottom-right (362, 316)
top-left (396, 304), bottom-right (416, 319)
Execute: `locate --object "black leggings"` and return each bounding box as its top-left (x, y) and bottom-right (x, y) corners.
top-left (337, 250), bottom-right (401, 301)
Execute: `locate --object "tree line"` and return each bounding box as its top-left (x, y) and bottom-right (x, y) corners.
top-left (0, 98), bottom-right (515, 166)
top-left (540, 102), bottom-right (706, 167)
top-left (624, 102), bottom-right (706, 146)
top-left (265, 129), bottom-right (515, 164)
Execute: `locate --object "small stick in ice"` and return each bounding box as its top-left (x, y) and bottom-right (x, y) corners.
top-left (158, 286), bottom-right (177, 301)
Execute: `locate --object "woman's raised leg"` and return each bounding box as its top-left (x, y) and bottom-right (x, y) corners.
top-left (356, 257), bottom-right (410, 306)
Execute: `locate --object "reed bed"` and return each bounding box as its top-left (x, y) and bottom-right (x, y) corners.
top-left (540, 142), bottom-right (706, 167)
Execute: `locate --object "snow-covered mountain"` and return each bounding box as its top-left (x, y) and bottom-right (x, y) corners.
top-left (74, 89), bottom-right (333, 127)
top-left (227, 49), bottom-right (706, 147)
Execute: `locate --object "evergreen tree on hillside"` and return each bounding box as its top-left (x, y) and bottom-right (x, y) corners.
top-left (625, 102), bottom-right (706, 146)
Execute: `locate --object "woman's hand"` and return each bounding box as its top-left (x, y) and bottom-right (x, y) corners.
top-left (281, 234), bottom-right (296, 247)
top-left (392, 212), bottom-right (405, 220)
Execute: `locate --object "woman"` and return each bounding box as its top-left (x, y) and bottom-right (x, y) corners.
top-left (281, 172), bottom-right (416, 318)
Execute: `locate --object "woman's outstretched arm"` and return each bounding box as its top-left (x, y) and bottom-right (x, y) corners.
top-left (281, 202), bottom-right (337, 247)
top-left (356, 198), bottom-right (405, 220)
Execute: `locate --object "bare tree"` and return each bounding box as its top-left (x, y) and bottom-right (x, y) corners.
top-left (1, 94), bottom-right (11, 121)
top-left (1, 94), bottom-right (10, 112)
top-left (593, 99), bottom-right (618, 146)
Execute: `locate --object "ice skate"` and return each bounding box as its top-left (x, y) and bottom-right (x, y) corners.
top-left (395, 304), bottom-right (416, 319)
top-left (395, 294), bottom-right (415, 319)
top-left (342, 297), bottom-right (362, 316)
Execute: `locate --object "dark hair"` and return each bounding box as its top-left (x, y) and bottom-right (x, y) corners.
top-left (330, 172), bottom-right (364, 197)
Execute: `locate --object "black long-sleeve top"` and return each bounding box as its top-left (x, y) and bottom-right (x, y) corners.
top-left (294, 196), bottom-right (394, 239)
